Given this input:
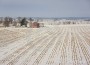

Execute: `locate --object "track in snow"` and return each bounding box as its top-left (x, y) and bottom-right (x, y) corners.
top-left (0, 24), bottom-right (90, 65)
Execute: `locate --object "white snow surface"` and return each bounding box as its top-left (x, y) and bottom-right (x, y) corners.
top-left (0, 24), bottom-right (90, 65)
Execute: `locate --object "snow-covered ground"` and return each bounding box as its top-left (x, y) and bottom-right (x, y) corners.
top-left (0, 24), bottom-right (90, 65)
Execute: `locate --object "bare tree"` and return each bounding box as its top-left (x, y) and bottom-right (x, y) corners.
top-left (29, 18), bottom-right (33, 27)
top-left (3, 17), bottom-right (10, 27)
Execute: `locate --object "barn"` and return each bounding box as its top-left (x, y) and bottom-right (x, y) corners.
top-left (31, 22), bottom-right (40, 28)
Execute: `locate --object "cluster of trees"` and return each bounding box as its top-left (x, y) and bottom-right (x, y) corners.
top-left (0, 17), bottom-right (13, 27)
top-left (0, 17), bottom-right (41, 28)
top-left (3, 17), bottom-right (13, 27)
top-left (0, 17), bottom-right (34, 27)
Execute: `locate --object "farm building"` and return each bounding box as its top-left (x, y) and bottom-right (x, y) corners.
top-left (31, 22), bottom-right (40, 28)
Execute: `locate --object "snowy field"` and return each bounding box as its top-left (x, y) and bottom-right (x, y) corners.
top-left (0, 24), bottom-right (90, 65)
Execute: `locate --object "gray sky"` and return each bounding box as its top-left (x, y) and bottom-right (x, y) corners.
top-left (0, 0), bottom-right (90, 17)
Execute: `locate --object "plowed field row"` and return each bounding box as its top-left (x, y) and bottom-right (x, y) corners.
top-left (0, 25), bottom-right (90, 65)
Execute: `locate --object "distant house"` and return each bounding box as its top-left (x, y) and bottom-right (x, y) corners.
top-left (31, 22), bottom-right (40, 28)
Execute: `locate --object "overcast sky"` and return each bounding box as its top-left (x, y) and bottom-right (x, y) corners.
top-left (0, 0), bottom-right (90, 17)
